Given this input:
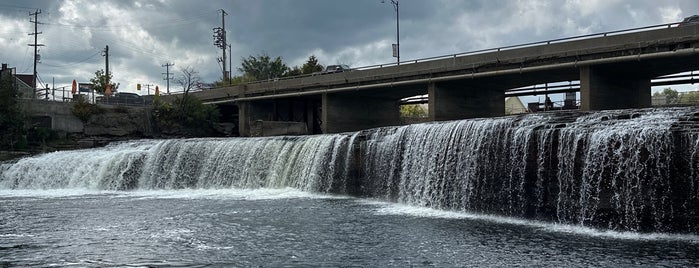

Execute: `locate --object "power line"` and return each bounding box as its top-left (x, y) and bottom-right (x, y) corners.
top-left (42, 51), bottom-right (101, 68)
top-left (0, 4), bottom-right (38, 11)
top-left (40, 10), bottom-right (217, 31)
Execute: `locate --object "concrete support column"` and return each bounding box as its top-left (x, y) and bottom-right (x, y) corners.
top-left (579, 66), bottom-right (651, 111)
top-left (428, 81), bottom-right (504, 121)
top-left (322, 93), bottom-right (400, 134)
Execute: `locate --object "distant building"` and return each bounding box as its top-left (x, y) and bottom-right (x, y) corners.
top-left (505, 97), bottom-right (527, 114)
top-left (0, 63), bottom-right (35, 98)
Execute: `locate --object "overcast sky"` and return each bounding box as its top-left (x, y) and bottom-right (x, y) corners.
top-left (1, 0), bottom-right (698, 96)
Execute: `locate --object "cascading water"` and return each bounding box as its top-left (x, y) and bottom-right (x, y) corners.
top-left (0, 136), bottom-right (352, 192)
top-left (2, 107), bottom-right (699, 233)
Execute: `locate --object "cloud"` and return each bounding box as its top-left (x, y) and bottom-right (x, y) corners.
top-left (0, 0), bottom-right (698, 96)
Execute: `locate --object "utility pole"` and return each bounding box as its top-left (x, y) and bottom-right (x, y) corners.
top-left (228, 44), bottom-right (232, 85)
top-left (28, 9), bottom-right (44, 94)
top-left (213, 9), bottom-right (228, 81)
top-left (221, 9), bottom-right (228, 81)
top-left (162, 62), bottom-right (174, 94)
top-left (143, 83), bottom-right (153, 96)
top-left (103, 45), bottom-right (109, 92)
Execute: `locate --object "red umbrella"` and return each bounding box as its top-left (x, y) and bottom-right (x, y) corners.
top-left (105, 83), bottom-right (112, 96)
top-left (155, 85), bottom-right (159, 96)
top-left (71, 80), bottom-right (77, 95)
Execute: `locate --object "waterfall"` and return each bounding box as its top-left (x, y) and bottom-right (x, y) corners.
top-left (2, 107), bottom-right (699, 233)
top-left (0, 136), bottom-right (351, 192)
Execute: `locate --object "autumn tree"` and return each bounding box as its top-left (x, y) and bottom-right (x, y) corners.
top-left (89, 69), bottom-right (119, 94)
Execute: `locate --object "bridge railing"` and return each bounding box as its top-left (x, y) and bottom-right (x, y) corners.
top-left (203, 21), bottom-right (679, 92)
top-left (354, 22), bottom-right (678, 71)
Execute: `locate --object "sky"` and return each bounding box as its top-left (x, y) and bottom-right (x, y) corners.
top-left (1, 0), bottom-right (698, 99)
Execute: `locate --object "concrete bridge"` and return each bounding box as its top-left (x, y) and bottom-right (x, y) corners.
top-left (185, 23), bottom-right (699, 136)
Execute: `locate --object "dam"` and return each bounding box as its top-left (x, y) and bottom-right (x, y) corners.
top-left (3, 107), bottom-right (699, 233)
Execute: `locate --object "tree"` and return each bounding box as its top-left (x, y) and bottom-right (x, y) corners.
top-left (284, 55), bottom-right (324, 77)
top-left (681, 91), bottom-right (699, 104)
top-left (0, 71), bottom-right (26, 149)
top-left (176, 66), bottom-right (202, 95)
top-left (301, 55), bottom-right (324, 74)
top-left (285, 66), bottom-right (303, 77)
top-left (400, 104), bottom-right (428, 118)
top-left (89, 69), bottom-right (119, 94)
top-left (238, 53), bottom-right (288, 81)
top-left (653, 87), bottom-right (679, 104)
top-left (154, 66), bottom-right (220, 136)
top-left (175, 66), bottom-right (202, 114)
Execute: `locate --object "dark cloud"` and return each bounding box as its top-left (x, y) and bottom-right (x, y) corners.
top-left (1, 0), bottom-right (698, 95)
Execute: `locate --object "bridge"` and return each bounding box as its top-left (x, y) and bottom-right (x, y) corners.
top-left (184, 23), bottom-right (699, 136)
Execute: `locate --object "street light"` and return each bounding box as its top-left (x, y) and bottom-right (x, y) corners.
top-left (382, 0), bottom-right (399, 65)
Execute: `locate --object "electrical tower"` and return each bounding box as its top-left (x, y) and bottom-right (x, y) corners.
top-left (213, 9), bottom-right (228, 81)
top-left (28, 9), bottom-right (44, 93)
top-left (162, 62), bottom-right (174, 94)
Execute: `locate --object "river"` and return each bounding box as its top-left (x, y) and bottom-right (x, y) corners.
top-left (2, 107), bottom-right (699, 266)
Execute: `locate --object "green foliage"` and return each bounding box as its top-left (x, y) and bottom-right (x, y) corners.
top-left (238, 53), bottom-right (288, 80)
top-left (0, 72), bottom-right (26, 149)
top-left (653, 87), bottom-right (679, 104)
top-left (285, 55), bottom-right (324, 77)
top-left (27, 127), bottom-right (58, 149)
top-left (681, 91), bottom-right (699, 104)
top-left (71, 96), bottom-right (104, 123)
top-left (154, 94), bottom-right (220, 136)
top-left (400, 104), bottom-right (428, 118)
top-left (286, 66), bottom-right (303, 77)
top-left (232, 74), bottom-right (258, 84)
top-left (89, 69), bottom-right (120, 94)
top-left (301, 55), bottom-right (324, 74)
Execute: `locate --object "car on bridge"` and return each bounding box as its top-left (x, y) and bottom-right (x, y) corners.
top-left (679, 15), bottom-right (699, 26)
top-left (320, 64), bottom-right (351, 74)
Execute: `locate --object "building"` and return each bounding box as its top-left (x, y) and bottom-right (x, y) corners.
top-left (505, 97), bottom-right (527, 114)
top-left (1, 63), bottom-right (35, 98)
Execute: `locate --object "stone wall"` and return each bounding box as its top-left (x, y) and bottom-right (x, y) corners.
top-left (23, 100), bottom-right (156, 142)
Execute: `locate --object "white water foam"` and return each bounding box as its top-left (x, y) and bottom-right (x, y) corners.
top-left (362, 199), bottom-right (699, 244)
top-left (0, 187), bottom-right (348, 201)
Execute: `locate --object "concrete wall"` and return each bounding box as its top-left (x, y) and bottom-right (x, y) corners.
top-left (579, 66), bottom-right (651, 111)
top-left (428, 81), bottom-right (505, 121)
top-left (250, 120), bottom-right (307, 137)
top-left (322, 93), bottom-right (401, 133)
top-left (23, 100), bottom-right (156, 137)
top-left (24, 100), bottom-right (84, 133)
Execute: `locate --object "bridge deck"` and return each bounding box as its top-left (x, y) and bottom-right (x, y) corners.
top-left (191, 23), bottom-right (699, 104)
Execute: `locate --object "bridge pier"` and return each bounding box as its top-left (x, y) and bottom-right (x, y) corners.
top-left (238, 101), bottom-right (268, 136)
top-left (238, 99), bottom-right (315, 136)
top-left (322, 93), bottom-right (400, 133)
top-left (579, 66), bottom-right (651, 111)
top-left (428, 81), bottom-right (505, 121)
